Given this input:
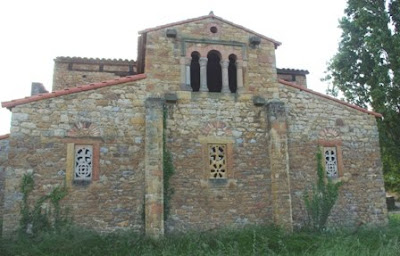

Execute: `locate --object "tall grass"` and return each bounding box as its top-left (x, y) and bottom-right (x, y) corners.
top-left (1, 215), bottom-right (399, 256)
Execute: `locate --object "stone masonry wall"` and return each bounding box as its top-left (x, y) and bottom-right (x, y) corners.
top-left (165, 92), bottom-right (273, 232)
top-left (277, 74), bottom-right (307, 87)
top-left (52, 57), bottom-right (136, 91)
top-left (3, 80), bottom-right (150, 234)
top-left (0, 136), bottom-right (9, 222)
top-left (143, 17), bottom-right (279, 97)
top-left (2, 16), bottom-right (388, 235)
top-left (278, 84), bottom-right (387, 228)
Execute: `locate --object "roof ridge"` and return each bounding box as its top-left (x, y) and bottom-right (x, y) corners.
top-left (55, 56), bottom-right (136, 64)
top-left (139, 13), bottom-right (281, 48)
top-left (277, 68), bottom-right (309, 75)
top-left (278, 79), bottom-right (382, 118)
top-left (2, 74), bottom-right (147, 110)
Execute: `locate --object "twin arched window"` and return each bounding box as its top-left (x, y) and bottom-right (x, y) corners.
top-left (190, 50), bottom-right (237, 93)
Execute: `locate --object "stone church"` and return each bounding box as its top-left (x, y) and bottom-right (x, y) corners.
top-left (0, 13), bottom-right (388, 236)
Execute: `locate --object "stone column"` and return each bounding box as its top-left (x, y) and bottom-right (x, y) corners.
top-left (185, 58), bottom-right (191, 88)
top-left (145, 98), bottom-right (164, 237)
top-left (221, 60), bottom-right (230, 93)
top-left (236, 61), bottom-right (244, 93)
top-left (266, 100), bottom-right (293, 231)
top-left (180, 57), bottom-right (186, 90)
top-left (199, 57), bottom-right (208, 92)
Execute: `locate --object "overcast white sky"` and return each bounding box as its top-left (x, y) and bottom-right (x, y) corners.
top-left (0, 0), bottom-right (348, 135)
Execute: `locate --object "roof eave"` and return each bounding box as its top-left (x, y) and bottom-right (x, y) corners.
top-left (2, 74), bottom-right (147, 110)
top-left (0, 134), bottom-right (10, 140)
top-left (278, 79), bottom-right (382, 118)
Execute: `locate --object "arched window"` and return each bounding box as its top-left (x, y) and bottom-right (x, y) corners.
top-left (228, 54), bottom-right (237, 93)
top-left (190, 51), bottom-right (200, 92)
top-left (207, 50), bottom-right (222, 92)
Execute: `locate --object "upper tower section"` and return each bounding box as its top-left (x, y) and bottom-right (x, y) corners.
top-left (137, 12), bottom-right (281, 95)
top-left (52, 57), bottom-right (136, 91)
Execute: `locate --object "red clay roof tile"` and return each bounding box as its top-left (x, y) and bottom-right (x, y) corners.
top-left (278, 79), bottom-right (382, 118)
top-left (0, 134), bottom-right (10, 140)
top-left (1, 74), bottom-right (147, 110)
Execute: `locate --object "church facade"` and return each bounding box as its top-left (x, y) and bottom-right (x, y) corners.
top-left (0, 13), bottom-right (387, 236)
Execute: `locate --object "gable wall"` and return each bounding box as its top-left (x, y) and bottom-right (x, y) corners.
top-left (143, 18), bottom-right (279, 96)
top-left (2, 80), bottom-right (150, 234)
top-left (278, 84), bottom-right (387, 228)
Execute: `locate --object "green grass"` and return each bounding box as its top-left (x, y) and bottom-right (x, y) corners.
top-left (1, 215), bottom-right (399, 256)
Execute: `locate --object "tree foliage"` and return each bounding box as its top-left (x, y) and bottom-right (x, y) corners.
top-left (325, 0), bottom-right (400, 192)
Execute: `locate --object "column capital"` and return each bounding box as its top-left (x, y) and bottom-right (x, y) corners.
top-left (199, 57), bottom-right (208, 67)
top-left (221, 60), bottom-right (230, 93)
top-left (145, 97), bottom-right (165, 108)
top-left (220, 59), bottom-right (229, 68)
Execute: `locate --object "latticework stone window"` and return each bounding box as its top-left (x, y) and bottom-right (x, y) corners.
top-left (209, 144), bottom-right (227, 179)
top-left (324, 147), bottom-right (338, 178)
top-left (74, 145), bottom-right (93, 180)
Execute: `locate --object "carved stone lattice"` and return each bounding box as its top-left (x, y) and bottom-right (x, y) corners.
top-left (75, 145), bottom-right (93, 180)
top-left (209, 144), bottom-right (226, 179)
top-left (324, 147), bottom-right (338, 178)
top-left (319, 128), bottom-right (340, 140)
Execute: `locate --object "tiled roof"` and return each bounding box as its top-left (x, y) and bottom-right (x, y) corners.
top-left (139, 13), bottom-right (282, 48)
top-left (0, 134), bottom-right (10, 140)
top-left (277, 68), bottom-right (310, 75)
top-left (55, 56), bottom-right (136, 65)
top-left (278, 79), bottom-right (382, 118)
top-left (2, 74), bottom-right (147, 110)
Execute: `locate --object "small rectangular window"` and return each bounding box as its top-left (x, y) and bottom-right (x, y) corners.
top-left (209, 144), bottom-right (227, 179)
top-left (74, 145), bottom-right (93, 181)
top-left (324, 147), bottom-right (338, 178)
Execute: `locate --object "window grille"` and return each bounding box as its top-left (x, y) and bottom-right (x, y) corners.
top-left (324, 147), bottom-right (338, 178)
top-left (74, 145), bottom-right (93, 180)
top-left (209, 144), bottom-right (226, 179)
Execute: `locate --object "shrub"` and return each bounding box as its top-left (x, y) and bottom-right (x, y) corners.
top-left (303, 150), bottom-right (342, 231)
top-left (19, 173), bottom-right (69, 237)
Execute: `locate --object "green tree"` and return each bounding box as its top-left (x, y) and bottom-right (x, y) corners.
top-left (325, 0), bottom-right (400, 192)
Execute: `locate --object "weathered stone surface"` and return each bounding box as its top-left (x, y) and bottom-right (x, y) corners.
top-left (1, 14), bottom-right (387, 236)
top-left (279, 84), bottom-right (387, 228)
top-left (0, 136), bottom-right (9, 221)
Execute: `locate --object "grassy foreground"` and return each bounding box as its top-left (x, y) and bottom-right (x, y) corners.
top-left (1, 215), bottom-right (399, 256)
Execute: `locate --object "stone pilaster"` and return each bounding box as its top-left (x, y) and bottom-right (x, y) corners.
top-left (221, 60), bottom-right (230, 93)
top-left (236, 61), bottom-right (244, 93)
top-left (185, 58), bottom-right (191, 89)
top-left (199, 57), bottom-right (208, 92)
top-left (145, 98), bottom-right (164, 237)
top-left (180, 57), bottom-right (191, 91)
top-left (266, 100), bottom-right (293, 230)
